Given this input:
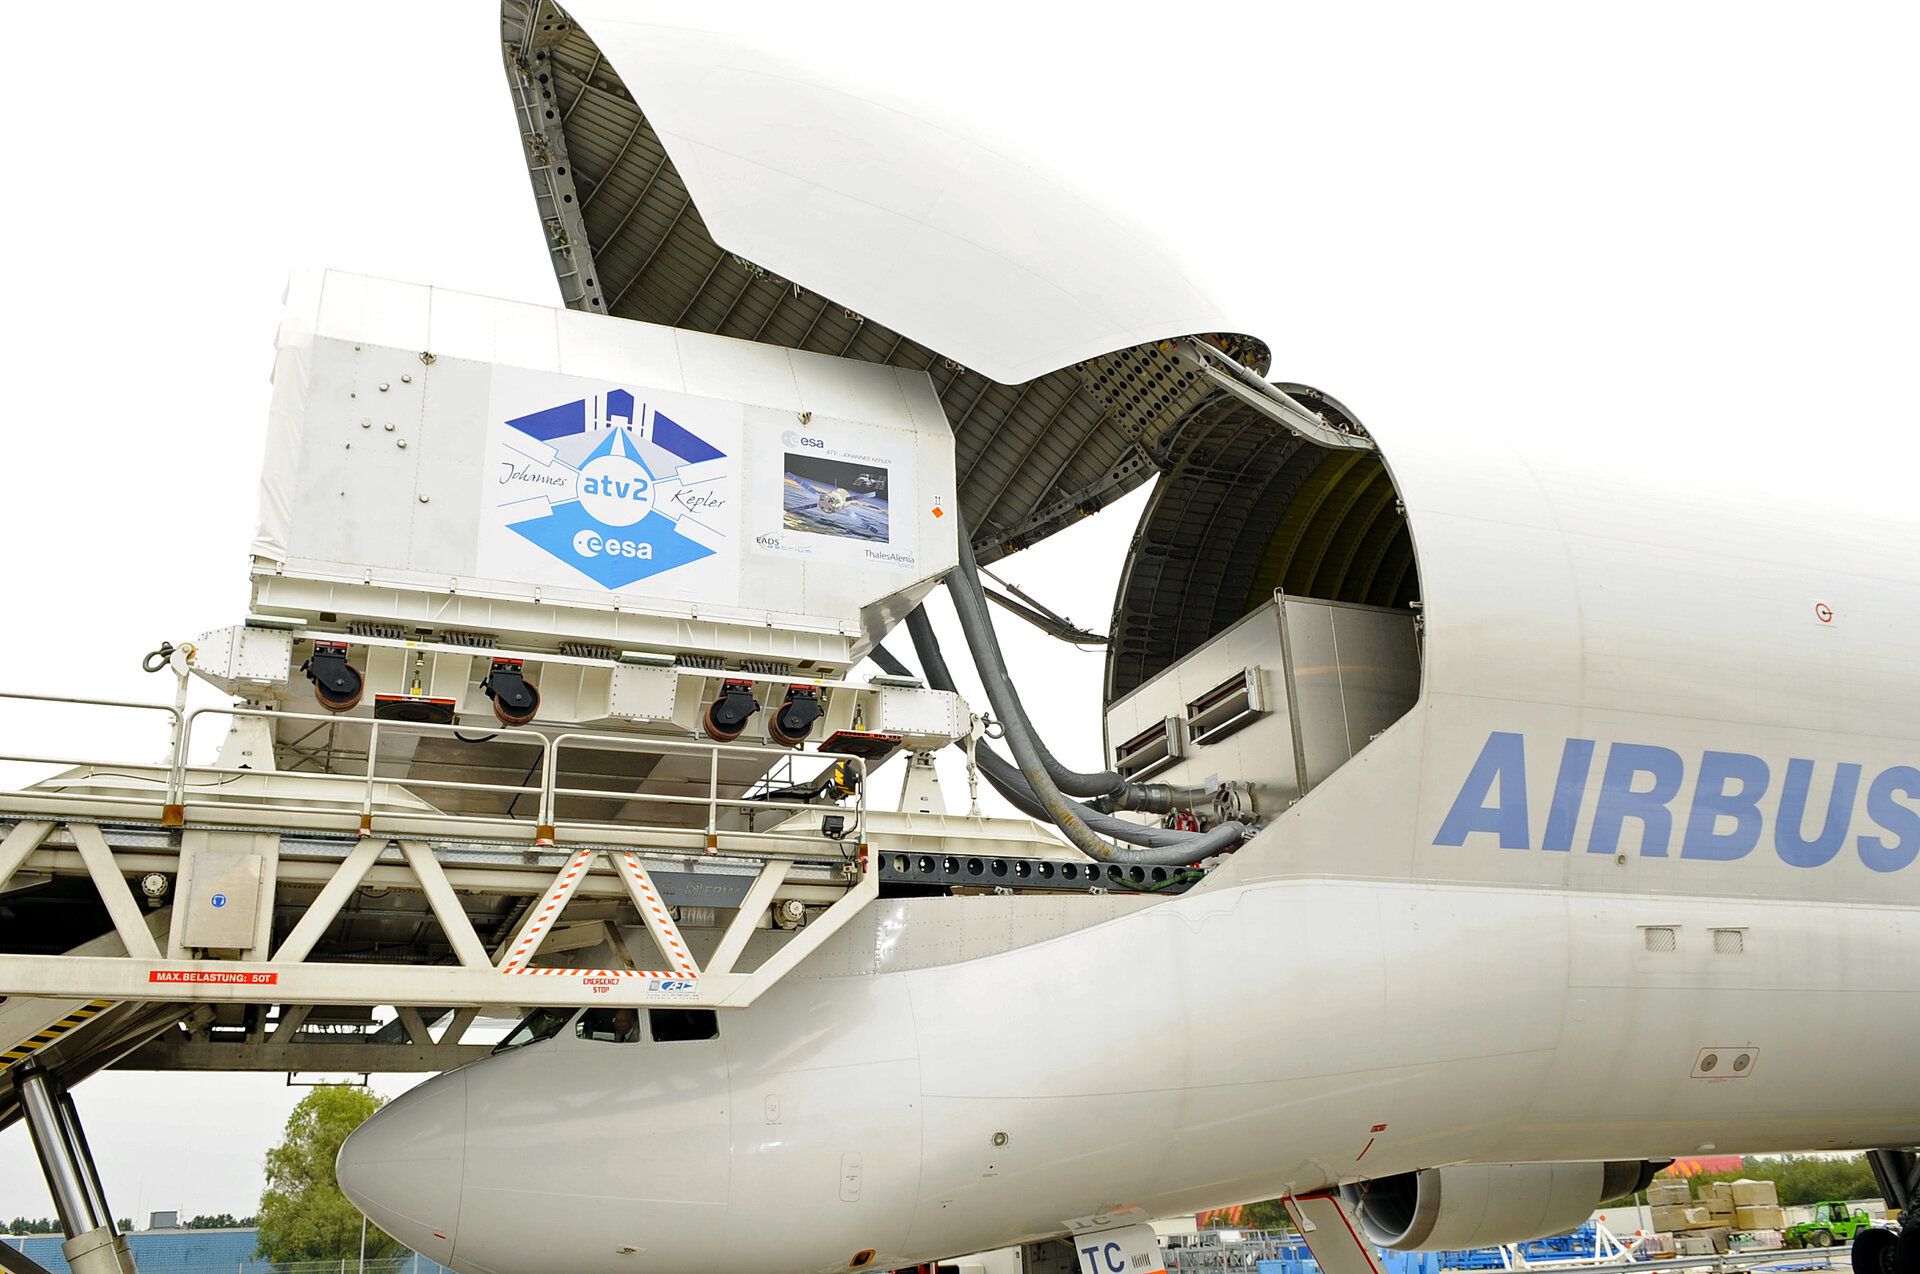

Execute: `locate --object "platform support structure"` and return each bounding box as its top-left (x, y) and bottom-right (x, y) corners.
top-left (14, 1064), bottom-right (138, 1274)
top-left (1282, 1193), bottom-right (1387, 1274)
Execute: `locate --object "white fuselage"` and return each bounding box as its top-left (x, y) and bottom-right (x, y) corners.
top-left (341, 863), bottom-right (1920, 1274)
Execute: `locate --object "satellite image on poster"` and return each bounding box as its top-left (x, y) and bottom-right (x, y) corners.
top-left (782, 453), bottom-right (890, 543)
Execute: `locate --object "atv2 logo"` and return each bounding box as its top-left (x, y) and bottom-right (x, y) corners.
top-left (489, 386), bottom-right (731, 590)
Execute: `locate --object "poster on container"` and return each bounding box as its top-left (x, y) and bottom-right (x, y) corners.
top-left (479, 370), bottom-right (744, 605)
top-left (748, 414), bottom-right (921, 573)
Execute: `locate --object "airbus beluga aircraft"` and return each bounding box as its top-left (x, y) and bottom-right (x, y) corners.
top-left (316, 6), bottom-right (1920, 1274)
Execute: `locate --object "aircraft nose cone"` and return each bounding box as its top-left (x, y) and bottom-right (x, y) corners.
top-left (337, 1069), bottom-right (467, 1265)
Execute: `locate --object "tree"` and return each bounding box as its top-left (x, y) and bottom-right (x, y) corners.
top-left (187, 1214), bottom-right (238, 1229)
top-left (1606, 1154), bottom-right (1885, 1209)
top-left (256, 1087), bottom-right (401, 1263)
top-left (1684, 1155), bottom-right (1881, 1206)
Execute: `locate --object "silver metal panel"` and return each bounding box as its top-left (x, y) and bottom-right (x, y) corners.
top-left (873, 686), bottom-right (964, 745)
top-left (1106, 603), bottom-right (1300, 815)
top-left (1323, 602), bottom-right (1424, 760)
top-left (189, 626), bottom-right (291, 690)
top-left (607, 663), bottom-right (677, 721)
top-left (1105, 595), bottom-right (1420, 816)
top-left (178, 850), bottom-right (263, 950)
top-left (1283, 599), bottom-right (1353, 790)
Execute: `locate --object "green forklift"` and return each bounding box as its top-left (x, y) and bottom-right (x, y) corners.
top-left (1785, 1201), bottom-right (1877, 1248)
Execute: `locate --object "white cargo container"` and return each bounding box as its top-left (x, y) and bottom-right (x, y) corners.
top-left (1103, 592), bottom-right (1421, 818)
top-left (250, 271), bottom-right (959, 671)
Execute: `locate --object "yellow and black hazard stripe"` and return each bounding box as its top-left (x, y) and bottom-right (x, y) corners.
top-left (1, 1001), bottom-right (114, 1064)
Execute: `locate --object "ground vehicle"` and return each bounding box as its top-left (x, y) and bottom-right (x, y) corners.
top-left (1788, 1203), bottom-right (1876, 1248)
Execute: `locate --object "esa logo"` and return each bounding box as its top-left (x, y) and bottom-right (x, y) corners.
top-left (572, 530), bottom-right (653, 559)
top-left (780, 430), bottom-right (826, 450)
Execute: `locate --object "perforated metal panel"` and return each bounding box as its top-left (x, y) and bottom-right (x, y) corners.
top-left (498, 2), bottom-right (1276, 565)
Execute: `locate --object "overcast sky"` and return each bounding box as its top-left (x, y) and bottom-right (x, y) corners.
top-left (0, 0), bottom-right (1915, 1224)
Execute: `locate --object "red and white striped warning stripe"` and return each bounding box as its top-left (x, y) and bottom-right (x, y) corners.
top-left (618, 852), bottom-right (699, 977)
top-left (508, 967), bottom-right (687, 979)
top-left (499, 847), bottom-right (596, 973)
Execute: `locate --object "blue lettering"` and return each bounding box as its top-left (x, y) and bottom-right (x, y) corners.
top-left (1435, 732), bottom-right (1530, 848)
top-left (1858, 765), bottom-right (1920, 873)
top-left (1682, 751), bottom-right (1769, 860)
top-left (1541, 738), bottom-right (1596, 851)
top-left (1776, 759), bottom-right (1861, 868)
top-left (1588, 743), bottom-right (1684, 856)
top-left (582, 476), bottom-right (599, 495)
top-left (1082, 1247), bottom-right (1100, 1270)
top-left (1104, 1242), bottom-right (1125, 1273)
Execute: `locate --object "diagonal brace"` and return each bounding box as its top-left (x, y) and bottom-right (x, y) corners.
top-left (610, 851), bottom-right (699, 976)
top-left (68, 824), bottom-right (160, 960)
top-left (496, 847), bottom-right (597, 972)
top-left (272, 837), bottom-right (389, 963)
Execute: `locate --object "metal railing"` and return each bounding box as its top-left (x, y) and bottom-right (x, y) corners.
top-left (0, 690), bottom-right (867, 852)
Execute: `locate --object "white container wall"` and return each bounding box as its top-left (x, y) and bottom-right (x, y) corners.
top-left (250, 272), bottom-right (959, 668)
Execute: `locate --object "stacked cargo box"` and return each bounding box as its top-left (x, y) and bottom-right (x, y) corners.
top-left (1730, 1179), bottom-right (1785, 1233)
top-left (1646, 1177), bottom-right (1784, 1253)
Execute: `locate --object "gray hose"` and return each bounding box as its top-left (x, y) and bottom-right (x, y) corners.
top-left (934, 549), bottom-right (1197, 813)
top-left (867, 643), bottom-right (914, 679)
top-left (915, 546), bottom-right (1249, 865)
top-left (970, 729), bottom-right (1240, 851)
top-left (903, 609), bottom-right (1233, 849)
top-left (910, 606), bottom-right (1244, 855)
top-left (934, 563), bottom-right (1127, 800)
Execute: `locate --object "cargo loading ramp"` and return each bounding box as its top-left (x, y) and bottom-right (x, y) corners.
top-left (0, 666), bottom-right (1135, 1146)
top-left (0, 684), bottom-right (1096, 1020)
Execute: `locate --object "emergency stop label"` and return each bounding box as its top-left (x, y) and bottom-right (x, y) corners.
top-left (480, 372), bottom-right (742, 600)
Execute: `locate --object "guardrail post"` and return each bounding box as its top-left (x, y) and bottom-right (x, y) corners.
top-left (705, 747), bottom-right (720, 852)
top-left (360, 719), bottom-right (380, 838)
top-left (163, 647), bottom-right (192, 827)
top-left (536, 734), bottom-right (556, 845)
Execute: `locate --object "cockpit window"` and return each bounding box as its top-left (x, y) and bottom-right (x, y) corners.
top-left (576, 1007), bottom-right (643, 1043)
top-left (649, 1008), bottom-right (719, 1042)
top-left (492, 1006), bottom-right (576, 1053)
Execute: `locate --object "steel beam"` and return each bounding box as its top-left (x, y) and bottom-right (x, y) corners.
top-left (496, 848), bottom-right (597, 972)
top-left (114, 1033), bottom-right (493, 1073)
top-left (501, 0), bottom-right (606, 313)
top-left (66, 825), bottom-right (159, 961)
top-left (270, 835), bottom-right (389, 963)
top-left (398, 840), bottom-right (493, 968)
top-left (706, 860), bottom-right (788, 976)
top-left (0, 820), bottom-right (52, 892)
top-left (720, 867), bottom-right (877, 1007)
top-left (609, 852), bottom-right (699, 976)
top-left (0, 953), bottom-right (752, 1009)
top-left (0, 1238), bottom-right (59, 1274)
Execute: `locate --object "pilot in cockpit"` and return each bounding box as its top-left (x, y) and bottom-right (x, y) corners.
top-left (576, 1006), bottom-right (642, 1043)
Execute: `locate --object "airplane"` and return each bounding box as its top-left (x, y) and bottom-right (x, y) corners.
top-left (317, 6), bottom-right (1920, 1274)
top-left (0, 5), bottom-right (1906, 1274)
